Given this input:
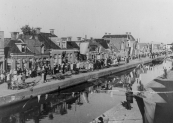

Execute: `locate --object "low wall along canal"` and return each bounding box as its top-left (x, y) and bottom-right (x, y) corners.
top-left (0, 57), bottom-right (171, 123)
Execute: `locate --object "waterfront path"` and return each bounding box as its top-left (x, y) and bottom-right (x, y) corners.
top-left (92, 59), bottom-right (173, 123)
top-left (91, 87), bottom-right (143, 123)
top-left (0, 56), bottom-right (164, 106)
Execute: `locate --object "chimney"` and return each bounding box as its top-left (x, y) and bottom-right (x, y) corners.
top-left (105, 33), bottom-right (107, 35)
top-left (90, 37), bottom-right (93, 40)
top-left (35, 27), bottom-right (41, 34)
top-left (77, 37), bottom-right (82, 41)
top-left (85, 35), bottom-right (87, 39)
top-left (67, 36), bottom-right (72, 41)
top-left (129, 32), bottom-right (131, 35)
top-left (0, 31), bottom-right (4, 49)
top-left (11, 32), bottom-right (19, 40)
top-left (126, 32), bottom-right (129, 35)
top-left (50, 29), bottom-right (54, 35)
top-left (109, 33), bottom-right (111, 35)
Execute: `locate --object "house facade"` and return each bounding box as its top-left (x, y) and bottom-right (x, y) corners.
top-left (102, 32), bottom-right (137, 58)
top-left (0, 31), bottom-right (5, 72)
top-left (78, 39), bottom-right (109, 61)
top-left (50, 35), bottom-right (80, 64)
top-left (4, 28), bottom-right (61, 72)
top-left (137, 43), bottom-right (150, 56)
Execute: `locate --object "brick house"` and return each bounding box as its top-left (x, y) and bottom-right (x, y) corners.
top-left (4, 28), bottom-right (60, 71)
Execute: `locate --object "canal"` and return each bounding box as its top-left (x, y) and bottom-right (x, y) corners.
top-left (0, 60), bottom-right (171, 123)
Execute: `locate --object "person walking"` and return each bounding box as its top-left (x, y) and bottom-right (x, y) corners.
top-left (126, 85), bottom-right (133, 110)
top-left (7, 72), bottom-right (11, 89)
top-left (44, 65), bottom-right (48, 83)
top-left (22, 72), bottom-right (26, 84)
top-left (43, 70), bottom-right (47, 83)
top-left (0, 72), bottom-right (4, 83)
top-left (70, 62), bottom-right (73, 72)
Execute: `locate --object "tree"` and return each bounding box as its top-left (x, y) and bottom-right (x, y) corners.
top-left (21, 25), bottom-right (37, 39)
top-left (21, 25), bottom-right (31, 35)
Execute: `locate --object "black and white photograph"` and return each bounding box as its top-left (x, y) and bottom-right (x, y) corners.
top-left (0, 0), bottom-right (173, 123)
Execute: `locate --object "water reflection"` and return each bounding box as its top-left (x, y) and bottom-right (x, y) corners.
top-left (0, 60), bottom-right (171, 123)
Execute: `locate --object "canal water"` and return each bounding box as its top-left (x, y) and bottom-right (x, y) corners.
top-left (0, 60), bottom-right (171, 123)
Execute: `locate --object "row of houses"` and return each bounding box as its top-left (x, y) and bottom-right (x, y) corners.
top-left (0, 29), bottom-right (170, 72)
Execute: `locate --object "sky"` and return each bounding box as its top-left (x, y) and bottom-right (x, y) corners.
top-left (0, 0), bottom-right (173, 43)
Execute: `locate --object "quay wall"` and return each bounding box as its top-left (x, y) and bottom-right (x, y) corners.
top-left (0, 58), bottom-right (159, 106)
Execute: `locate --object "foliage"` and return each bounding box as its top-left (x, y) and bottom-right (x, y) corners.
top-left (21, 25), bottom-right (31, 35)
top-left (21, 25), bottom-right (37, 36)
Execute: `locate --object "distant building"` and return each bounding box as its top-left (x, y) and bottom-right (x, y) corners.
top-left (50, 39), bottom-right (80, 64)
top-left (0, 31), bottom-right (5, 72)
top-left (4, 28), bottom-right (61, 71)
top-left (5, 32), bottom-right (35, 71)
top-left (151, 43), bottom-right (164, 53)
top-left (77, 39), bottom-right (110, 60)
top-left (137, 43), bottom-right (150, 55)
top-left (102, 32), bottom-right (137, 57)
top-left (166, 44), bottom-right (172, 51)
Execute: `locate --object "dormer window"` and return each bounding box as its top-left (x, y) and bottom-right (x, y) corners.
top-left (128, 40), bottom-right (130, 47)
top-left (62, 42), bottom-right (66, 48)
top-left (15, 43), bottom-right (27, 53)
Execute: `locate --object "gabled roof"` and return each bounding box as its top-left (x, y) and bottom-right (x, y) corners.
top-left (94, 39), bottom-right (109, 49)
top-left (87, 40), bottom-right (100, 52)
top-left (40, 32), bottom-right (57, 37)
top-left (5, 40), bottom-right (33, 57)
top-left (102, 34), bottom-right (136, 41)
top-left (66, 41), bottom-right (79, 49)
top-left (18, 33), bottom-right (60, 53)
top-left (4, 38), bottom-right (11, 47)
top-left (24, 39), bottom-right (41, 54)
top-left (109, 44), bottom-right (119, 52)
top-left (18, 34), bottom-right (42, 54)
top-left (24, 39), bottom-right (41, 47)
top-left (87, 40), bottom-right (105, 52)
top-left (89, 40), bottom-right (100, 46)
top-left (38, 33), bottom-right (60, 49)
top-left (6, 40), bottom-right (21, 53)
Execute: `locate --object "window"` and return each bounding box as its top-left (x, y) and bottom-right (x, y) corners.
top-left (21, 45), bottom-right (26, 52)
top-left (58, 54), bottom-right (61, 59)
top-left (62, 42), bottom-right (66, 48)
top-left (57, 42), bottom-right (60, 46)
top-left (41, 45), bottom-right (44, 54)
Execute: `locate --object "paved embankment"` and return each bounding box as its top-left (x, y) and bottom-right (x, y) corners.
top-left (90, 88), bottom-right (142, 123)
top-left (92, 57), bottom-right (172, 123)
top-left (143, 68), bottom-right (173, 123)
top-left (0, 57), bottom-right (163, 106)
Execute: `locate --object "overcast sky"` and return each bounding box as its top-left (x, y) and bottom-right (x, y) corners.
top-left (0, 0), bottom-right (173, 43)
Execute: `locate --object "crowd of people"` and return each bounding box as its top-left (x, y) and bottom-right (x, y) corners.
top-left (0, 51), bottom-right (167, 90)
